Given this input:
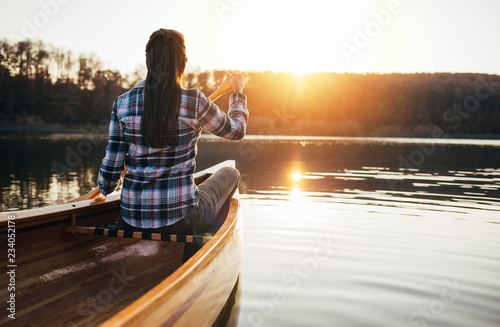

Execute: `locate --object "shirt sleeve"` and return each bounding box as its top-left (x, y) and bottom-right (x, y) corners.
top-left (197, 91), bottom-right (249, 140)
top-left (97, 98), bottom-right (128, 196)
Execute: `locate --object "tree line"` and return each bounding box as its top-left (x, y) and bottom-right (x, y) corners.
top-left (1, 39), bottom-right (499, 137)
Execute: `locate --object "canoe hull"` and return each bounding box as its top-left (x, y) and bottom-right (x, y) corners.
top-left (102, 198), bottom-right (242, 326)
top-left (0, 160), bottom-right (242, 327)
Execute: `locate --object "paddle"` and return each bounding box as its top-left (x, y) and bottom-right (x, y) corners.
top-left (67, 168), bottom-right (127, 203)
top-left (67, 75), bottom-right (234, 203)
top-left (208, 73), bottom-right (234, 101)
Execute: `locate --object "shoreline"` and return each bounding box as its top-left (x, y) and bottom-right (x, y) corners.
top-left (0, 124), bottom-right (108, 134)
top-left (1, 125), bottom-right (499, 140)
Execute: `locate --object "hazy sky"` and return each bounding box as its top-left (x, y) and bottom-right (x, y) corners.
top-left (1, 0), bottom-right (499, 75)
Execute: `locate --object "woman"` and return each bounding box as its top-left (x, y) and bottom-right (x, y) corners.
top-left (97, 28), bottom-right (248, 235)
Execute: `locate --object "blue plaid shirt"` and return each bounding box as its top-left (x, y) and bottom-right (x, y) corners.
top-left (97, 80), bottom-right (248, 228)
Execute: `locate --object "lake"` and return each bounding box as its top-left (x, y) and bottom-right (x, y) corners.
top-left (1, 134), bottom-right (500, 327)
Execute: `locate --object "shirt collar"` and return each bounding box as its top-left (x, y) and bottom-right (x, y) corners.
top-left (136, 80), bottom-right (145, 88)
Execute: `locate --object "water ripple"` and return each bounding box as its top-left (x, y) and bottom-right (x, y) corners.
top-left (239, 165), bottom-right (500, 327)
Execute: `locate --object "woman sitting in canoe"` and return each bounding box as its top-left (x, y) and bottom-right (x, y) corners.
top-left (97, 28), bottom-right (248, 235)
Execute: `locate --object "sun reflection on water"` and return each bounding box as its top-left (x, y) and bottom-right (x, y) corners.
top-left (288, 186), bottom-right (304, 202)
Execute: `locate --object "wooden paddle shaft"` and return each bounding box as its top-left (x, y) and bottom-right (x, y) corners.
top-left (209, 73), bottom-right (240, 101)
top-left (208, 85), bottom-right (232, 101)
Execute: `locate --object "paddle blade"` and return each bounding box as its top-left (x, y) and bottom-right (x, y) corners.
top-left (66, 168), bottom-right (127, 203)
top-left (67, 186), bottom-right (101, 203)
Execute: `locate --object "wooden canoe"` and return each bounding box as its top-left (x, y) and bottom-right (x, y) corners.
top-left (0, 160), bottom-right (242, 327)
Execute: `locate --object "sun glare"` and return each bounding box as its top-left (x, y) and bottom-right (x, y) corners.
top-left (223, 0), bottom-right (368, 74)
top-left (292, 67), bottom-right (312, 78)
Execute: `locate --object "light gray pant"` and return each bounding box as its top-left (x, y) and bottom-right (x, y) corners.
top-left (197, 166), bottom-right (240, 223)
top-left (188, 166), bottom-right (240, 234)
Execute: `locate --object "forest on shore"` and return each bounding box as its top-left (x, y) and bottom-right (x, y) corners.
top-left (1, 39), bottom-right (499, 137)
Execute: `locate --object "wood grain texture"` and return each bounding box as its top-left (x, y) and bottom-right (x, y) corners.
top-left (0, 235), bottom-right (185, 327)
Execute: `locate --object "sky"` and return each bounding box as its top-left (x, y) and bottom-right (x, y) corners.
top-left (1, 0), bottom-right (500, 75)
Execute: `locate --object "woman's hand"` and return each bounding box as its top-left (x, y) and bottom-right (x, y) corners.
top-left (227, 73), bottom-right (246, 94)
top-left (208, 73), bottom-right (246, 101)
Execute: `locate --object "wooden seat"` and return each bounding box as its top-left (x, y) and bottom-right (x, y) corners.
top-left (64, 223), bottom-right (214, 244)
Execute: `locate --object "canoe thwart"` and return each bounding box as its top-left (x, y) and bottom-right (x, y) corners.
top-left (64, 222), bottom-right (214, 244)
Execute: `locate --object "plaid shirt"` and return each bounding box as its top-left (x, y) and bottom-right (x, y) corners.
top-left (97, 80), bottom-right (248, 228)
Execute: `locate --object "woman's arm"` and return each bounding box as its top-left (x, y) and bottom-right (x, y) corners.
top-left (97, 98), bottom-right (129, 196)
top-left (197, 73), bottom-right (248, 141)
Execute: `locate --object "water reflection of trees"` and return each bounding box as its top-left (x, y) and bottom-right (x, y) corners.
top-left (2, 136), bottom-right (500, 211)
top-left (1, 136), bottom-right (106, 211)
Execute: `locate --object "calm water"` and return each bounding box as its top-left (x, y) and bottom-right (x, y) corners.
top-left (1, 134), bottom-right (500, 327)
